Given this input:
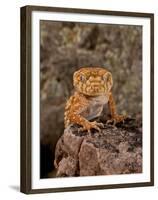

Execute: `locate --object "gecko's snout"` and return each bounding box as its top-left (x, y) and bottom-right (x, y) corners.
top-left (73, 67), bottom-right (113, 96)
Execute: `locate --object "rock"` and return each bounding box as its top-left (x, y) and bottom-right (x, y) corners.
top-left (54, 118), bottom-right (142, 177)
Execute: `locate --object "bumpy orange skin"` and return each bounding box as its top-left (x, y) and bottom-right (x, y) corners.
top-left (64, 67), bottom-right (126, 133)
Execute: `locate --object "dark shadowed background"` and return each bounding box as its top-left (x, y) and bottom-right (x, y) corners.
top-left (40, 20), bottom-right (142, 178)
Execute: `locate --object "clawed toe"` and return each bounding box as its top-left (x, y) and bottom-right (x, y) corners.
top-left (78, 121), bottom-right (104, 134)
top-left (107, 115), bottom-right (127, 125)
top-left (106, 119), bottom-right (113, 125)
top-left (96, 122), bottom-right (104, 128)
top-left (90, 121), bottom-right (104, 132)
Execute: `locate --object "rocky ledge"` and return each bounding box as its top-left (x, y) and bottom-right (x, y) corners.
top-left (54, 118), bottom-right (142, 177)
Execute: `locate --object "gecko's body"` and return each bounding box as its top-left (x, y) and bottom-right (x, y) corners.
top-left (64, 67), bottom-right (125, 133)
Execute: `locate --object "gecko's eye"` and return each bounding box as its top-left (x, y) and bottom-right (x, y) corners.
top-left (80, 75), bottom-right (86, 82)
top-left (102, 74), bottom-right (108, 81)
top-left (102, 73), bottom-right (111, 82)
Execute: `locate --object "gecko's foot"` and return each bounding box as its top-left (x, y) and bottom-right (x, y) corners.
top-left (107, 115), bottom-right (127, 125)
top-left (79, 121), bottom-right (104, 134)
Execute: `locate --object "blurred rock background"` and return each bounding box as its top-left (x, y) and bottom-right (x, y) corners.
top-left (40, 20), bottom-right (142, 178)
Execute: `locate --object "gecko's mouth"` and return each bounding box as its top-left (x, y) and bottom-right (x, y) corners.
top-left (81, 84), bottom-right (108, 96)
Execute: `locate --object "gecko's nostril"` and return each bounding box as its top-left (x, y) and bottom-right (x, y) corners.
top-left (80, 75), bottom-right (86, 82)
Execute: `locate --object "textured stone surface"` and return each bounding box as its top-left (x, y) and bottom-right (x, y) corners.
top-left (54, 118), bottom-right (142, 177)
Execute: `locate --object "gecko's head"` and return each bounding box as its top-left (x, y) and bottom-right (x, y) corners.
top-left (73, 67), bottom-right (113, 96)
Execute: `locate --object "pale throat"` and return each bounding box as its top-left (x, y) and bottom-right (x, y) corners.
top-left (80, 94), bottom-right (109, 121)
top-left (88, 94), bottom-right (109, 105)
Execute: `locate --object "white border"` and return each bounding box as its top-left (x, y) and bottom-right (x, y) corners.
top-left (32, 11), bottom-right (151, 189)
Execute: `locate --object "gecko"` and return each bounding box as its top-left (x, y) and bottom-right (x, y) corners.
top-left (64, 67), bottom-right (126, 133)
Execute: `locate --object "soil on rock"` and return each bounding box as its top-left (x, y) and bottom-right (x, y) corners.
top-left (54, 118), bottom-right (142, 177)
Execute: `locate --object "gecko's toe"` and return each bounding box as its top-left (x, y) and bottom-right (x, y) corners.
top-left (95, 126), bottom-right (101, 132)
top-left (79, 126), bottom-right (91, 135)
top-left (106, 119), bottom-right (113, 125)
top-left (107, 115), bottom-right (127, 125)
top-left (87, 129), bottom-right (91, 134)
top-left (97, 122), bottom-right (104, 128)
top-left (78, 121), bottom-right (103, 135)
top-left (79, 127), bottom-right (86, 132)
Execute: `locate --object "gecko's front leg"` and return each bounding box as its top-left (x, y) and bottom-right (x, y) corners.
top-left (108, 92), bottom-right (127, 124)
top-left (65, 93), bottom-right (104, 134)
top-left (68, 112), bottom-right (104, 134)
